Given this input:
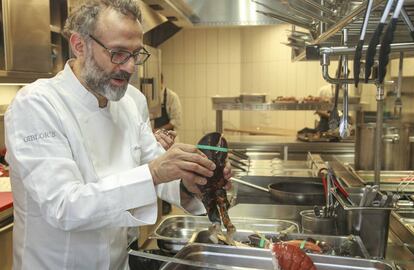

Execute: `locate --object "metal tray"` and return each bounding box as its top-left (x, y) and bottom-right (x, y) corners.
top-left (189, 230), bottom-right (370, 258)
top-left (151, 215), bottom-right (298, 253)
top-left (160, 243), bottom-right (395, 270)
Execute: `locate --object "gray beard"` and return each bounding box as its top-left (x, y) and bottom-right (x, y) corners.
top-left (81, 53), bottom-right (130, 101)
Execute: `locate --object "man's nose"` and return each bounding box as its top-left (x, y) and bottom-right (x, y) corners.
top-left (119, 56), bottom-right (136, 74)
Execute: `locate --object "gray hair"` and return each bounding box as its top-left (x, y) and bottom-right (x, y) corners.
top-left (62, 0), bottom-right (142, 40)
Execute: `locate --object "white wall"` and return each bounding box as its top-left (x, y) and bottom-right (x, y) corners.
top-left (160, 24), bottom-right (329, 144)
top-left (161, 28), bottom-right (242, 144)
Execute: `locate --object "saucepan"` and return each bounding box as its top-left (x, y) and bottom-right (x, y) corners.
top-left (230, 177), bottom-right (325, 205)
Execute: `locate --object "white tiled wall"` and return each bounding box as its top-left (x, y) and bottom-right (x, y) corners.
top-left (161, 25), bottom-right (324, 143)
top-left (161, 28), bottom-right (242, 144)
top-left (160, 24), bottom-right (357, 144)
top-left (239, 25), bottom-right (328, 134)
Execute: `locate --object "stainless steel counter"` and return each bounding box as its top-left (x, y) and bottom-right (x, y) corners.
top-left (228, 203), bottom-right (414, 269)
top-left (227, 135), bottom-right (354, 160)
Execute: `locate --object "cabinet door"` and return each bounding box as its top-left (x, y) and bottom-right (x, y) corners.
top-left (3, 0), bottom-right (51, 73)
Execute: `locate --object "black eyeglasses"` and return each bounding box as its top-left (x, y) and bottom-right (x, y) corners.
top-left (89, 34), bottom-right (150, 65)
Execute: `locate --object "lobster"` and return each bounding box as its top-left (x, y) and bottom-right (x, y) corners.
top-left (197, 132), bottom-right (235, 243)
top-left (272, 241), bottom-right (317, 270)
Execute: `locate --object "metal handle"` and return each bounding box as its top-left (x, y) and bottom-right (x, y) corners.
top-left (255, 10), bottom-right (313, 30)
top-left (378, 18), bottom-right (399, 84)
top-left (364, 0), bottom-right (394, 82)
top-left (228, 156), bottom-right (248, 167)
top-left (383, 133), bottom-right (400, 143)
top-left (0, 222), bottom-right (13, 233)
top-left (230, 177), bottom-right (269, 192)
top-left (230, 162), bottom-right (247, 172)
top-left (354, 0), bottom-right (374, 87)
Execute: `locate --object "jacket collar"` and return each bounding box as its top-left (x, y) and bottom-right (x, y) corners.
top-left (57, 59), bottom-right (105, 111)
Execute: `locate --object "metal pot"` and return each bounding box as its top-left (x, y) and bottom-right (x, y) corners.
top-left (355, 122), bottom-right (414, 170)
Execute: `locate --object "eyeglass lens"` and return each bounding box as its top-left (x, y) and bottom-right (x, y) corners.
top-left (111, 51), bottom-right (149, 65)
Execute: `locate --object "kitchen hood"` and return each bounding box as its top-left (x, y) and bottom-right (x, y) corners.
top-left (140, 0), bottom-right (182, 47)
top-left (141, 0), bottom-right (284, 27)
top-left (140, 0), bottom-right (286, 46)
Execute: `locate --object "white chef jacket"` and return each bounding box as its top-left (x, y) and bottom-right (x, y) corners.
top-left (161, 87), bottom-right (182, 132)
top-left (5, 61), bottom-right (205, 270)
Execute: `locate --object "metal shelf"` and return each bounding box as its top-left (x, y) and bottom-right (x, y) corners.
top-left (254, 0), bottom-right (414, 60)
top-left (213, 102), bottom-right (366, 111)
top-left (213, 101), bottom-right (366, 133)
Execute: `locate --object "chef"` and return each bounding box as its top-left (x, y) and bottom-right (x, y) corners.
top-left (154, 73), bottom-right (182, 134)
top-left (5, 1), bottom-right (231, 269)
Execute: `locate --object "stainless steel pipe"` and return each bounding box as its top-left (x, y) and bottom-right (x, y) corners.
top-left (319, 42), bottom-right (414, 56)
top-left (374, 86), bottom-right (385, 186)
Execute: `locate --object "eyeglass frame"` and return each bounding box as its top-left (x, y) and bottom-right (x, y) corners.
top-left (88, 34), bottom-right (150, 65)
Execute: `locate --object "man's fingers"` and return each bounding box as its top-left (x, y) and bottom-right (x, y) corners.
top-left (178, 161), bottom-right (214, 178)
top-left (173, 146), bottom-right (215, 171)
top-left (167, 130), bottom-right (177, 139)
top-left (184, 153), bottom-right (215, 172)
top-left (158, 132), bottom-right (174, 145)
top-left (174, 143), bottom-right (208, 158)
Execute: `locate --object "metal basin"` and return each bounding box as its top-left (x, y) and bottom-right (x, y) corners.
top-left (160, 243), bottom-right (395, 270)
top-left (151, 215), bottom-right (298, 253)
top-left (190, 230), bottom-right (370, 258)
top-left (390, 210), bottom-right (414, 249)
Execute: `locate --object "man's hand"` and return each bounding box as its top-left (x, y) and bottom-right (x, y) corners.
top-left (148, 143), bottom-right (215, 186)
top-left (154, 129), bottom-right (176, 150)
top-left (181, 159), bottom-right (233, 195)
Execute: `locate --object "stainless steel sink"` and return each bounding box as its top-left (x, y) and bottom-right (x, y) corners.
top-left (160, 243), bottom-right (396, 270)
top-left (395, 211), bottom-right (414, 221)
top-left (390, 210), bottom-right (414, 249)
top-left (356, 171), bottom-right (414, 192)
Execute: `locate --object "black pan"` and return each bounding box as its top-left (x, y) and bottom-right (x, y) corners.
top-left (231, 177), bottom-right (325, 206)
top-left (268, 182), bottom-right (325, 205)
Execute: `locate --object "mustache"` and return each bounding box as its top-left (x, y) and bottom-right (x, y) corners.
top-left (111, 71), bottom-right (131, 81)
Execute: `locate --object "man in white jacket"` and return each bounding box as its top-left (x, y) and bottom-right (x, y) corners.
top-left (5, 1), bottom-right (231, 269)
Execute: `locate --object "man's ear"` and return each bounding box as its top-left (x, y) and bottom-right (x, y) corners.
top-left (69, 33), bottom-right (87, 58)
